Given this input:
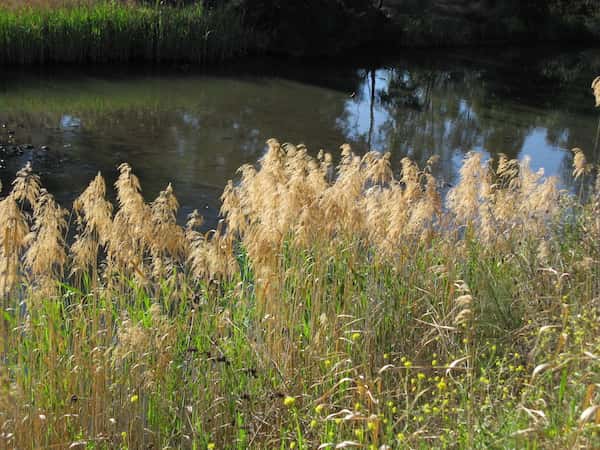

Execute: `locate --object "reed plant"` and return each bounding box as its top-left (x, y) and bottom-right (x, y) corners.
top-left (0, 1), bottom-right (252, 64)
top-left (0, 82), bottom-right (598, 448)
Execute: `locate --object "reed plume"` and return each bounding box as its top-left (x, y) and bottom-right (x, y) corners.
top-left (71, 172), bottom-right (113, 281)
top-left (0, 143), bottom-right (597, 450)
top-left (23, 189), bottom-right (67, 296)
top-left (572, 147), bottom-right (592, 179)
top-left (11, 162), bottom-right (40, 209)
top-left (148, 183), bottom-right (186, 279)
top-left (0, 144), bottom-right (573, 298)
top-left (0, 195), bottom-right (29, 296)
top-left (447, 152), bottom-right (485, 227)
top-left (448, 152), bottom-right (558, 246)
top-left (107, 163), bottom-right (151, 282)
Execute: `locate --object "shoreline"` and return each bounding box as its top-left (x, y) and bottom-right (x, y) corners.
top-left (0, 2), bottom-right (598, 66)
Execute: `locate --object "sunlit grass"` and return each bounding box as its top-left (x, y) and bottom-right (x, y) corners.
top-left (0, 1), bottom-right (252, 64)
top-left (0, 134), bottom-right (598, 448)
top-left (2, 0), bottom-right (98, 9)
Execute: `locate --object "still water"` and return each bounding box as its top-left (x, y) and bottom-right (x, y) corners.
top-left (1, 46), bottom-right (599, 226)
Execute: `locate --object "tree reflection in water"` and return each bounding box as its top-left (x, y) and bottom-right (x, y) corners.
top-left (0, 47), bottom-right (598, 225)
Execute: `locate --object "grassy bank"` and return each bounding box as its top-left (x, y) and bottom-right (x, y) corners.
top-left (0, 135), bottom-right (598, 448)
top-left (0, 1), bottom-right (253, 64)
top-left (1, 1), bottom-right (599, 64)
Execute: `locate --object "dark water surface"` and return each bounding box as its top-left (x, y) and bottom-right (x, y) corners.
top-left (1, 46), bottom-right (599, 226)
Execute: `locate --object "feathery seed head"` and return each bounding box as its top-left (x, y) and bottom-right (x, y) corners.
top-left (571, 148), bottom-right (591, 179)
top-left (12, 162), bottom-right (41, 207)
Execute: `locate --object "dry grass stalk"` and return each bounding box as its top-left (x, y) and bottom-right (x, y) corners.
top-left (448, 152), bottom-right (558, 246)
top-left (71, 172), bottom-right (113, 280)
top-left (572, 147), bottom-right (592, 179)
top-left (0, 142), bottom-right (583, 301)
top-left (23, 189), bottom-right (67, 295)
top-left (0, 195), bottom-right (29, 296)
top-left (222, 139), bottom-right (449, 277)
top-left (11, 162), bottom-right (40, 208)
top-left (0, 140), bottom-right (597, 449)
top-left (107, 163), bottom-right (152, 281)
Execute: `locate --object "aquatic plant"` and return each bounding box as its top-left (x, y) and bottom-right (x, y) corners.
top-left (0, 137), bottom-right (598, 448)
top-left (0, 1), bottom-right (252, 64)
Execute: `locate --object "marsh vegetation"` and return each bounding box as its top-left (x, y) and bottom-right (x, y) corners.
top-left (1, 0), bottom-right (599, 64)
top-left (0, 1), bottom-right (250, 64)
top-left (0, 133), bottom-right (598, 448)
top-left (0, 3), bottom-right (599, 447)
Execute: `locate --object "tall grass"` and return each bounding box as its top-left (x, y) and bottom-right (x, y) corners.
top-left (0, 76), bottom-right (599, 448)
top-left (0, 136), bottom-right (597, 448)
top-left (0, 1), bottom-right (253, 64)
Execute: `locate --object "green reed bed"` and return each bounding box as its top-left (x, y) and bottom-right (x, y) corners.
top-left (0, 2), bottom-right (252, 64)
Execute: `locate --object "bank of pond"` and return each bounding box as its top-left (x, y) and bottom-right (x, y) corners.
top-left (0, 0), bottom-right (599, 65)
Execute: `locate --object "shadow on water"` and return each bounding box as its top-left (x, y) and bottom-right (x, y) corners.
top-left (0, 45), bottom-right (598, 227)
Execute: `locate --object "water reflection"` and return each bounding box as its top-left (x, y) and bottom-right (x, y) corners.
top-left (339, 56), bottom-right (598, 187)
top-left (0, 47), bottom-right (598, 226)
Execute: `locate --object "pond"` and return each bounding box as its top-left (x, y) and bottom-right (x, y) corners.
top-left (1, 46), bottom-right (599, 227)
